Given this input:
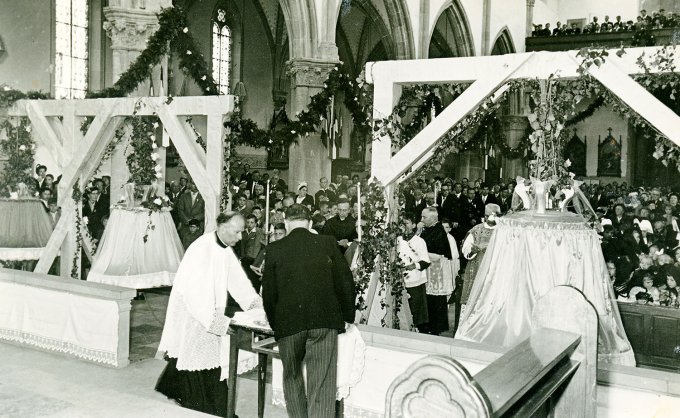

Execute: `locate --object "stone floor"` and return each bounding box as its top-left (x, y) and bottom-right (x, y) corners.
top-left (0, 341), bottom-right (288, 418)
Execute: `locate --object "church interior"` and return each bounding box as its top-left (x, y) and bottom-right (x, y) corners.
top-left (2, 0), bottom-right (680, 417)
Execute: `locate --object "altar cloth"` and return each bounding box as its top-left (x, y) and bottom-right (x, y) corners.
top-left (87, 207), bottom-right (184, 289)
top-left (0, 199), bottom-right (53, 260)
top-left (0, 281), bottom-right (119, 365)
top-left (456, 210), bottom-right (635, 366)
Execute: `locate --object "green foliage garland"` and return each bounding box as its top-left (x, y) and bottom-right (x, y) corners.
top-left (373, 83), bottom-right (470, 148)
top-left (0, 88), bottom-right (50, 109)
top-left (0, 118), bottom-right (36, 197)
top-left (356, 179), bottom-right (406, 328)
top-left (88, 7), bottom-right (219, 98)
top-left (224, 67), bottom-right (372, 153)
top-left (126, 117), bottom-right (162, 185)
top-left (72, 180), bottom-right (83, 279)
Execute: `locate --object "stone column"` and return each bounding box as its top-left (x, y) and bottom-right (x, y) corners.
top-left (501, 115), bottom-right (529, 181)
top-left (526, 0), bottom-right (536, 38)
top-left (286, 59), bottom-right (340, 195)
top-left (103, 0), bottom-right (171, 202)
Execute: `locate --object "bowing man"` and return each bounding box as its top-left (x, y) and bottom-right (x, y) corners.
top-left (156, 212), bottom-right (262, 417)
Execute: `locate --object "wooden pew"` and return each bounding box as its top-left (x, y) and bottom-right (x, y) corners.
top-left (385, 286), bottom-right (597, 417)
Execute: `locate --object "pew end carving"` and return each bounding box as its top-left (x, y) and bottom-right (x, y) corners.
top-left (385, 285), bottom-right (597, 418)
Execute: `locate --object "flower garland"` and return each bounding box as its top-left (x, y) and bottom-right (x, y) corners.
top-left (224, 67), bottom-right (373, 154)
top-left (0, 118), bottom-right (36, 197)
top-left (71, 180), bottom-right (83, 279)
top-left (373, 83), bottom-right (470, 148)
top-left (126, 117), bottom-right (163, 185)
top-left (357, 179), bottom-right (406, 328)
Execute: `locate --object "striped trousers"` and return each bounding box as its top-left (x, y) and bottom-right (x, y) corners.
top-left (278, 328), bottom-right (338, 418)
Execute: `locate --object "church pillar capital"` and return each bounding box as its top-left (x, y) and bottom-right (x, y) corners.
top-left (103, 9), bottom-right (160, 52)
top-left (286, 59), bottom-right (341, 90)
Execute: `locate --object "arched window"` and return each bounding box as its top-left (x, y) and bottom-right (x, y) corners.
top-left (55, 0), bottom-right (88, 99)
top-left (212, 8), bottom-right (231, 94)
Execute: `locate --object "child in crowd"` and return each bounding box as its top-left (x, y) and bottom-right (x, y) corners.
top-left (629, 273), bottom-right (660, 304)
top-left (180, 219), bottom-right (202, 250)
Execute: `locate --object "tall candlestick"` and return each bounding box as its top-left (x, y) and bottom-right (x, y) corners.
top-left (265, 180), bottom-right (270, 244)
top-left (357, 182), bottom-right (362, 242)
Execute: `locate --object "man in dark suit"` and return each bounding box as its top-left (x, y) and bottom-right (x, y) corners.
top-left (82, 188), bottom-right (105, 239)
top-left (262, 204), bottom-right (355, 418)
top-left (175, 182), bottom-right (205, 232)
top-left (315, 177), bottom-right (337, 207)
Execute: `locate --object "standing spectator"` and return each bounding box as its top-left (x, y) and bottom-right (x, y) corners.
top-left (82, 188), bottom-right (105, 239)
top-left (180, 219), bottom-right (202, 250)
top-left (295, 182), bottom-right (315, 209)
top-left (398, 213), bottom-right (430, 332)
top-left (262, 204), bottom-right (355, 418)
top-left (315, 177), bottom-right (336, 206)
top-left (34, 164), bottom-right (47, 190)
top-left (322, 199), bottom-right (357, 254)
top-left (176, 182), bottom-right (205, 232)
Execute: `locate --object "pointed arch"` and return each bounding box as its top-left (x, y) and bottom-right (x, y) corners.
top-left (491, 26), bottom-right (516, 56)
top-left (279, 0), bottom-right (314, 58)
top-left (428, 0), bottom-right (475, 58)
top-left (383, 0), bottom-right (416, 59)
top-left (336, 0), bottom-right (396, 75)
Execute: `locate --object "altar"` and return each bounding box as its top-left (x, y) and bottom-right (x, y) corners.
top-left (0, 199), bottom-right (53, 261)
top-left (87, 207), bottom-right (184, 289)
top-left (456, 210), bottom-right (635, 366)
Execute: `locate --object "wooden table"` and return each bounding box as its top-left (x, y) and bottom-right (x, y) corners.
top-left (227, 321), bottom-right (278, 418)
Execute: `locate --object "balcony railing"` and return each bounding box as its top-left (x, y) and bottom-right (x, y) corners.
top-left (526, 28), bottom-right (680, 52)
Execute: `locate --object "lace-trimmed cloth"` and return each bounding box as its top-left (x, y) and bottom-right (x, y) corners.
top-left (158, 232), bottom-right (262, 380)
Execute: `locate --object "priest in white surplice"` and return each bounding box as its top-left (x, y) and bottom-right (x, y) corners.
top-left (156, 212), bottom-right (262, 417)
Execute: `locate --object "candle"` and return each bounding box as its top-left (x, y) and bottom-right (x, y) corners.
top-left (265, 180), bottom-right (270, 244)
top-left (357, 182), bottom-right (362, 242)
top-left (499, 167), bottom-right (503, 179)
top-left (433, 182), bottom-right (438, 206)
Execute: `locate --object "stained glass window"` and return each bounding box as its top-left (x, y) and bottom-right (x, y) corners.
top-left (212, 9), bottom-right (231, 94)
top-left (55, 0), bottom-right (88, 99)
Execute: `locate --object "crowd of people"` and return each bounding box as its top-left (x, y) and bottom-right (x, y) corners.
top-left (39, 157), bottom-right (680, 317)
top-left (531, 8), bottom-right (679, 36)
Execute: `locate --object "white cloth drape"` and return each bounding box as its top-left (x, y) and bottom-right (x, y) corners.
top-left (456, 211), bottom-right (636, 366)
top-left (0, 281), bottom-right (119, 365)
top-left (88, 208), bottom-right (184, 289)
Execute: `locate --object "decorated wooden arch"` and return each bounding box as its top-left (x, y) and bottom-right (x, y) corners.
top-left (7, 95), bottom-right (234, 277)
top-left (367, 46), bottom-right (680, 187)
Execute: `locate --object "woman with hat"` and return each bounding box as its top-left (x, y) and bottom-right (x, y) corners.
top-left (295, 182), bottom-right (315, 210)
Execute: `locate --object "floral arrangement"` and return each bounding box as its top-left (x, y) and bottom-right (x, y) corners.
top-left (0, 118), bottom-right (36, 197)
top-left (140, 193), bottom-right (172, 212)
